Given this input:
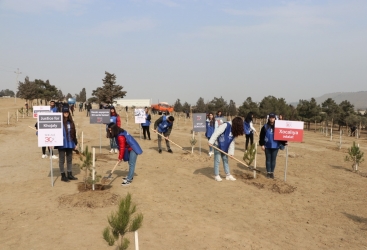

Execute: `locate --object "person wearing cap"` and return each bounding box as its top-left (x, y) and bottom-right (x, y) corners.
top-left (107, 106), bottom-right (121, 153)
top-left (141, 107), bottom-right (152, 140)
top-left (57, 106), bottom-right (78, 182)
top-left (259, 113), bottom-right (287, 179)
top-left (208, 117), bottom-right (244, 182)
top-left (153, 115), bottom-right (175, 153)
top-left (107, 123), bottom-right (143, 186)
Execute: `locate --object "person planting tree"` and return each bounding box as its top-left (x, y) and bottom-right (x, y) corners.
top-left (153, 115), bottom-right (175, 154)
top-left (208, 116), bottom-right (244, 182)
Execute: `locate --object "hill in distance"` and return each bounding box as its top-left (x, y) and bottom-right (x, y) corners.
top-left (291, 91), bottom-right (367, 110)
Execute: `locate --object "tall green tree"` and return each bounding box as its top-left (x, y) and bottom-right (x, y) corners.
top-left (258, 96), bottom-right (278, 118)
top-left (56, 89), bottom-right (64, 101)
top-left (321, 98), bottom-right (340, 126)
top-left (182, 102), bottom-right (191, 113)
top-left (65, 93), bottom-right (73, 99)
top-left (173, 99), bottom-right (183, 112)
top-left (227, 100), bottom-right (237, 117)
top-left (338, 100), bottom-right (355, 128)
top-left (238, 97), bottom-right (259, 118)
top-left (297, 98), bottom-right (322, 130)
top-left (92, 71), bottom-right (127, 103)
top-left (209, 96), bottom-right (228, 114)
top-left (17, 77), bottom-right (40, 102)
top-left (195, 97), bottom-right (206, 113)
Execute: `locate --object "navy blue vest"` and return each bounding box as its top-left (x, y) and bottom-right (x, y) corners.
top-left (116, 131), bottom-right (143, 155)
top-left (244, 121), bottom-right (251, 135)
top-left (217, 122), bottom-right (234, 152)
top-left (205, 120), bottom-right (215, 138)
top-left (157, 116), bottom-right (172, 133)
top-left (264, 124), bottom-right (280, 149)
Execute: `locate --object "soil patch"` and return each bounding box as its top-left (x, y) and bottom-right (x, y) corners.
top-left (234, 173), bottom-right (297, 194)
top-left (58, 184), bottom-right (119, 209)
top-left (178, 153), bottom-right (211, 162)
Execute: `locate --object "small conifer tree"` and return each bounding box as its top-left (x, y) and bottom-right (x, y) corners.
top-left (345, 141), bottom-right (364, 171)
top-left (103, 193), bottom-right (143, 250)
top-left (190, 134), bottom-right (197, 154)
top-left (243, 143), bottom-right (256, 166)
top-left (79, 146), bottom-right (101, 188)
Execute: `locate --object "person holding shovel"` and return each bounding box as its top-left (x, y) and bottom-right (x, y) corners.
top-left (58, 106), bottom-right (78, 182)
top-left (208, 117), bottom-right (244, 182)
top-left (259, 113), bottom-right (287, 179)
top-left (153, 115), bottom-right (175, 153)
top-left (107, 123), bottom-right (143, 186)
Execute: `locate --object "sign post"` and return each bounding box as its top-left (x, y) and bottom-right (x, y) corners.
top-left (134, 109), bottom-right (146, 139)
top-left (192, 113), bottom-right (207, 154)
top-left (90, 109), bottom-right (111, 153)
top-left (37, 113), bottom-right (63, 187)
top-left (274, 120), bottom-right (304, 182)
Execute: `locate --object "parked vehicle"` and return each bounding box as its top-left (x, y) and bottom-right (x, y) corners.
top-left (151, 102), bottom-right (174, 114)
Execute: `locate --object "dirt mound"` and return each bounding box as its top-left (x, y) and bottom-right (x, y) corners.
top-left (58, 183), bottom-right (119, 209)
top-left (234, 173), bottom-right (297, 194)
top-left (178, 153), bottom-right (211, 162)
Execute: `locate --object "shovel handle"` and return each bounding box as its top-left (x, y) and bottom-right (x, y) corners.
top-left (211, 145), bottom-right (249, 168)
top-left (151, 129), bottom-right (191, 153)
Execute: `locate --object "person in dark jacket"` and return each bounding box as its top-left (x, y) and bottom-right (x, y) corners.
top-left (108, 123), bottom-right (143, 186)
top-left (141, 107), bottom-right (152, 140)
top-left (58, 106), bottom-right (78, 182)
top-left (259, 113), bottom-right (287, 179)
top-left (153, 115), bottom-right (175, 153)
top-left (107, 106), bottom-right (121, 153)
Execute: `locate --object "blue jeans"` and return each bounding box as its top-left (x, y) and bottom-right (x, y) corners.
top-left (207, 138), bottom-right (213, 152)
top-left (265, 148), bottom-right (279, 173)
top-left (110, 138), bottom-right (117, 149)
top-left (127, 150), bottom-right (138, 181)
top-left (213, 148), bottom-right (230, 176)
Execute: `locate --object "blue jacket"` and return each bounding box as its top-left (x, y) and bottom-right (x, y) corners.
top-left (205, 119), bottom-right (215, 138)
top-left (116, 131), bottom-right (143, 155)
top-left (59, 121), bottom-right (76, 149)
top-left (141, 114), bottom-right (151, 127)
top-left (217, 122), bottom-right (234, 152)
top-left (244, 121), bottom-right (251, 135)
top-left (157, 116), bottom-right (172, 133)
top-left (263, 124), bottom-right (280, 149)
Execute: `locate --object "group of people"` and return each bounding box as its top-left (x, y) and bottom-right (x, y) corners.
top-left (204, 110), bottom-right (287, 181)
top-left (35, 101), bottom-right (288, 185)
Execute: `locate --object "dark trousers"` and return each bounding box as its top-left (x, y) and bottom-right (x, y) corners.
top-left (142, 126), bottom-right (150, 139)
top-left (245, 133), bottom-right (254, 150)
top-left (265, 148), bottom-right (279, 173)
top-left (58, 148), bottom-right (73, 173)
top-left (86, 110), bottom-right (90, 117)
top-left (42, 147), bottom-right (53, 155)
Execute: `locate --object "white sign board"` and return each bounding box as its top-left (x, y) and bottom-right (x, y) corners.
top-left (37, 113), bottom-right (64, 147)
top-left (134, 109), bottom-right (146, 123)
top-left (33, 106), bottom-right (51, 118)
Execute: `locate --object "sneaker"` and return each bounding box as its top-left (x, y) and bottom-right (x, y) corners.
top-left (266, 173), bottom-right (271, 179)
top-left (158, 149), bottom-right (162, 154)
top-left (226, 175), bottom-right (236, 181)
top-left (208, 151), bottom-right (213, 156)
top-left (109, 149), bottom-right (114, 153)
top-left (214, 175), bottom-right (222, 182)
top-left (114, 149), bottom-right (118, 154)
top-left (51, 155), bottom-right (58, 159)
top-left (42, 154), bottom-right (47, 159)
top-left (167, 149), bottom-right (173, 153)
top-left (270, 173), bottom-right (275, 179)
top-left (121, 180), bottom-right (132, 186)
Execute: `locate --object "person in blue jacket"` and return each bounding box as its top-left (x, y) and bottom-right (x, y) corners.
top-left (205, 112), bottom-right (215, 156)
top-left (259, 113), bottom-right (287, 179)
top-left (244, 112), bottom-right (258, 152)
top-left (208, 117), bottom-right (244, 182)
top-left (58, 106), bottom-right (78, 182)
top-left (141, 107), bottom-right (152, 140)
top-left (108, 123), bottom-right (143, 186)
top-left (153, 115), bottom-right (175, 153)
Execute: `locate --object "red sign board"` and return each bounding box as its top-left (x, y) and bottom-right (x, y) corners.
top-left (274, 120), bottom-right (304, 142)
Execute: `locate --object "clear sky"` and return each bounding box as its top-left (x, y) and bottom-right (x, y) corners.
top-left (1, 0), bottom-right (366, 106)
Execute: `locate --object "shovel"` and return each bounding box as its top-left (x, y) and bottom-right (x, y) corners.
top-left (211, 145), bottom-right (261, 172)
top-left (152, 129), bottom-right (191, 153)
top-left (102, 161), bottom-right (120, 184)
